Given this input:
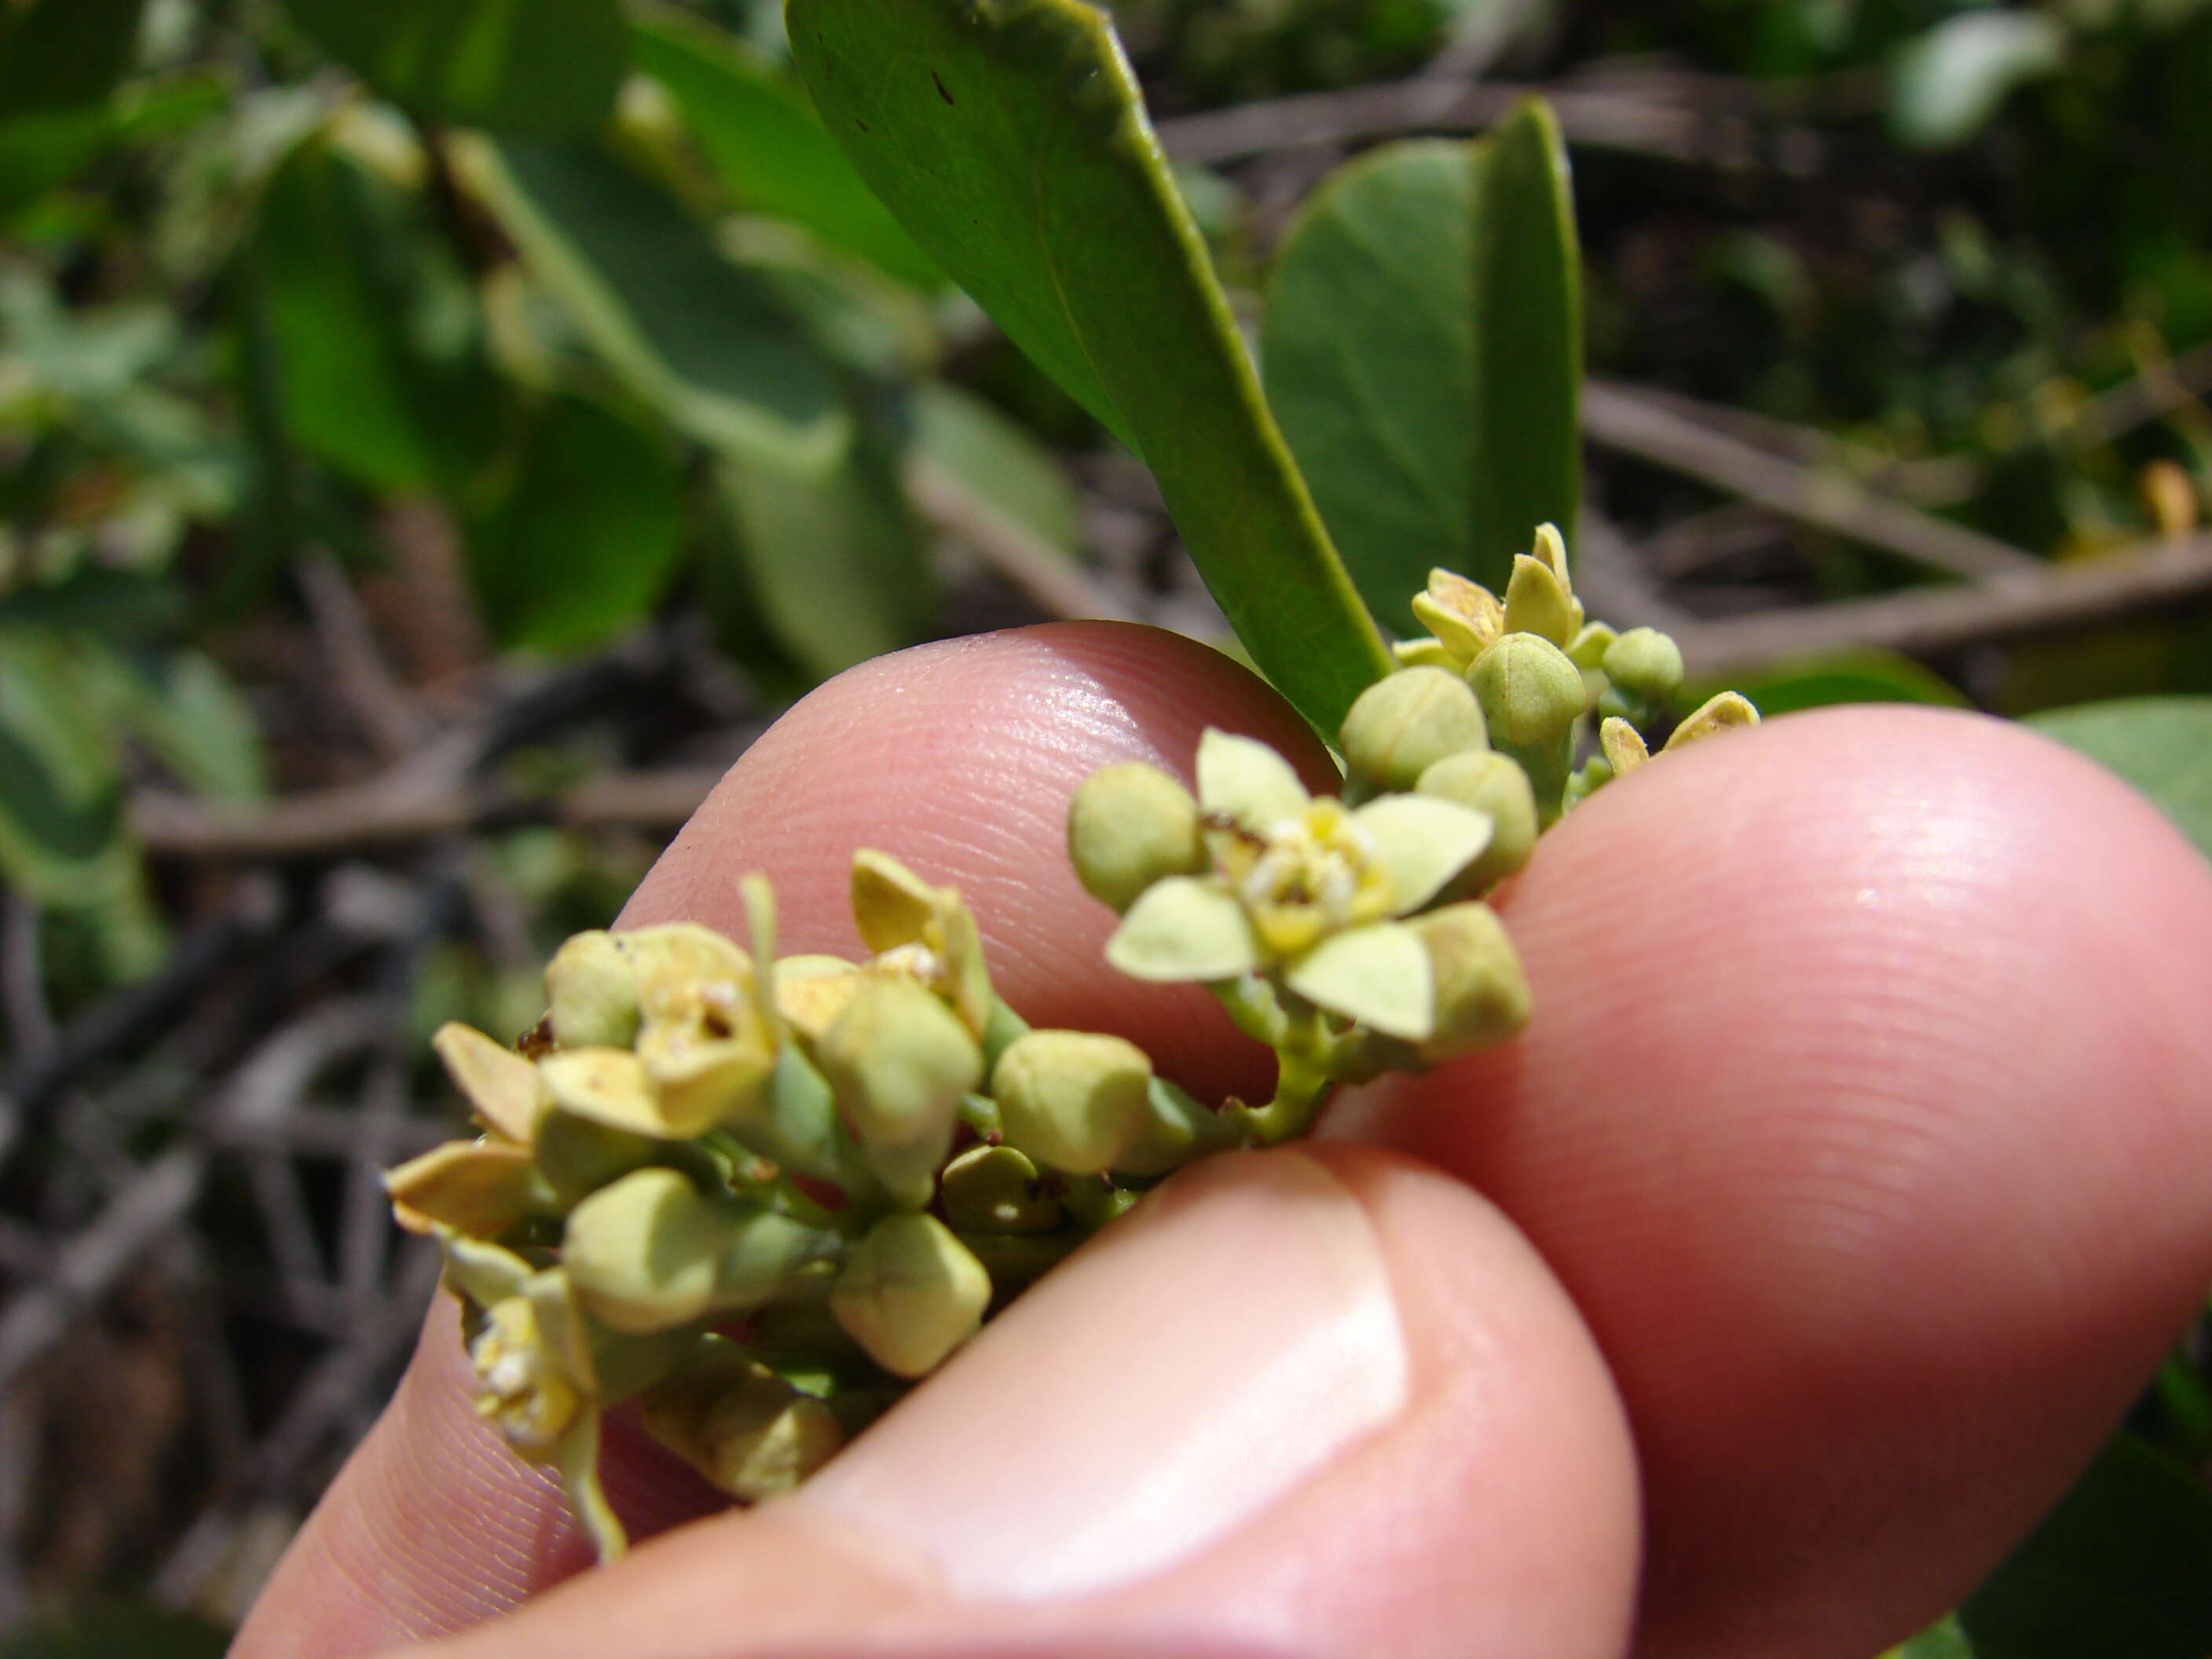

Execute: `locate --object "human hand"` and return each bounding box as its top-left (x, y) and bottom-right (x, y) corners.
top-left (233, 622), bottom-right (2212, 1659)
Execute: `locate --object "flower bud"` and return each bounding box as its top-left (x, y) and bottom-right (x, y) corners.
top-left (992, 1029), bottom-right (1154, 1175)
top-left (815, 976), bottom-right (982, 1209)
top-left (562, 1167), bottom-right (725, 1334)
top-left (1415, 749), bottom-right (1539, 890)
top-left (1391, 637), bottom-right (1458, 671)
top-left (1067, 763), bottom-right (1207, 913)
top-left (532, 1109), bottom-right (659, 1205)
top-left (1502, 552), bottom-right (1577, 646)
top-left (638, 1342), bottom-right (844, 1501)
top-left (1469, 632), bottom-right (1586, 752)
top-left (940, 1143), bottom-right (1063, 1233)
top-left (831, 1213), bottom-right (991, 1379)
top-left (1602, 628), bottom-right (1685, 705)
top-left (1566, 621), bottom-right (1618, 672)
top-left (545, 932), bottom-right (639, 1049)
top-left (1412, 903), bottom-right (1531, 1060)
top-left (1338, 667), bottom-right (1489, 793)
top-left (1664, 690), bottom-right (1760, 752)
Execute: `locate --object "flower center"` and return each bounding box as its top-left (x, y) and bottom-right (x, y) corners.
top-left (470, 1297), bottom-right (580, 1454)
top-left (1219, 799), bottom-right (1393, 958)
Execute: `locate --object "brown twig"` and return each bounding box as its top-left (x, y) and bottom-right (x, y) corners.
top-left (1670, 532), bottom-right (2212, 677)
top-left (1583, 379), bottom-right (2044, 581)
top-left (132, 767), bottom-right (729, 860)
top-left (905, 458), bottom-right (1136, 624)
top-left (1155, 75), bottom-right (1719, 166)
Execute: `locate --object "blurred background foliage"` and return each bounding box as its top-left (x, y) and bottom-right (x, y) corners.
top-left (1, 0), bottom-right (2210, 1649)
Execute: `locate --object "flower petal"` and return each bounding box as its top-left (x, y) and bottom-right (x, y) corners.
top-left (1353, 793), bottom-right (1492, 913)
top-left (386, 1139), bottom-right (542, 1236)
top-left (1105, 877), bottom-right (1262, 982)
top-left (540, 1047), bottom-right (685, 1137)
top-left (436, 1229), bottom-right (535, 1309)
top-left (432, 1023), bottom-right (549, 1144)
top-left (1284, 922), bottom-right (1435, 1040)
top-left (850, 848), bottom-right (943, 953)
top-left (1196, 729), bottom-right (1308, 827)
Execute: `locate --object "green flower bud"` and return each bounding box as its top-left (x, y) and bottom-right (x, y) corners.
top-left (1067, 762), bottom-right (1207, 913)
top-left (1415, 749), bottom-right (1539, 891)
top-left (1562, 756), bottom-right (1613, 811)
top-left (815, 976), bottom-right (982, 1209)
top-left (1391, 637), bottom-right (1459, 672)
top-left (1468, 633), bottom-right (1586, 817)
top-left (545, 931), bottom-right (639, 1049)
top-left (992, 1029), bottom-right (1155, 1175)
top-left (940, 1144), bottom-right (1064, 1233)
top-left (1338, 667), bottom-right (1489, 793)
top-left (1565, 621), bottom-right (1617, 672)
top-left (1469, 632), bottom-right (1586, 751)
top-left (1412, 903), bottom-right (1531, 1060)
top-left (532, 1108), bottom-right (660, 1205)
top-left (1502, 552), bottom-right (1577, 646)
top-left (638, 1342), bottom-right (844, 1502)
top-left (831, 1213), bottom-right (991, 1379)
top-left (1602, 628), bottom-right (1685, 704)
top-left (562, 1167), bottom-right (725, 1335)
top-left (1664, 690), bottom-right (1760, 752)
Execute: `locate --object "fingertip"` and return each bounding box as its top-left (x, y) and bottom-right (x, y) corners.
top-left (1340, 702), bottom-right (2212, 1657)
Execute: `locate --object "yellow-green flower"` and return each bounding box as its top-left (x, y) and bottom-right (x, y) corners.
top-left (1104, 731), bottom-right (1492, 1042)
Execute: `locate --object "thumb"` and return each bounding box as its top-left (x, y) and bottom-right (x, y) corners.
top-left (384, 1145), bottom-right (1639, 1659)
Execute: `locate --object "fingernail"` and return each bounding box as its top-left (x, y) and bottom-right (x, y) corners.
top-left (786, 1150), bottom-right (1408, 1602)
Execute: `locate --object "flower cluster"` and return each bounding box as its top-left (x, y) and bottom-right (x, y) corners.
top-left (387, 527), bottom-right (1756, 1559)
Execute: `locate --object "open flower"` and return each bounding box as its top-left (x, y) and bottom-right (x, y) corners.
top-left (1104, 731), bottom-right (1492, 1042)
top-left (437, 1231), bottom-right (626, 1558)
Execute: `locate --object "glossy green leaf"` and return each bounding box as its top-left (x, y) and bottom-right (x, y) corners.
top-left (2026, 696), bottom-right (2212, 862)
top-left (712, 421), bottom-right (933, 678)
top-left (1263, 104), bottom-right (1581, 631)
top-left (466, 394), bottom-right (686, 653)
top-left (912, 381), bottom-right (1080, 556)
top-left (1957, 1432), bottom-right (2212, 1657)
top-left (1881, 1613), bottom-right (1976, 1659)
top-left (250, 137), bottom-right (497, 495)
top-left (786, 0), bottom-right (1390, 734)
top-left (1683, 650), bottom-right (1969, 718)
top-left (1891, 11), bottom-right (2065, 151)
top-left (276, 0), bottom-right (625, 135)
top-left (628, 9), bottom-right (939, 289)
top-left (464, 137), bottom-right (848, 467)
top-left (0, 0), bottom-right (145, 122)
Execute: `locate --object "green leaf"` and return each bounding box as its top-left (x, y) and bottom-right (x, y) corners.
top-left (712, 419), bottom-right (933, 677)
top-left (2026, 696), bottom-right (2212, 863)
top-left (628, 9), bottom-right (941, 289)
top-left (0, 635), bottom-right (126, 901)
top-left (1262, 104), bottom-right (1581, 630)
top-left (0, 1599), bottom-right (229, 1659)
top-left (92, 646), bottom-right (269, 801)
top-left (1891, 11), bottom-right (2065, 151)
top-left (463, 136), bottom-right (848, 467)
top-left (1957, 1432), bottom-right (2212, 1657)
top-left (249, 137), bottom-right (498, 496)
top-left (276, 0), bottom-right (626, 135)
top-left (912, 382), bottom-right (1080, 557)
top-left (0, 0), bottom-right (146, 122)
top-left (467, 394), bottom-right (686, 653)
top-left (1881, 1613), bottom-right (1976, 1659)
top-left (786, 0), bottom-right (1390, 735)
top-left (0, 74), bottom-right (225, 218)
